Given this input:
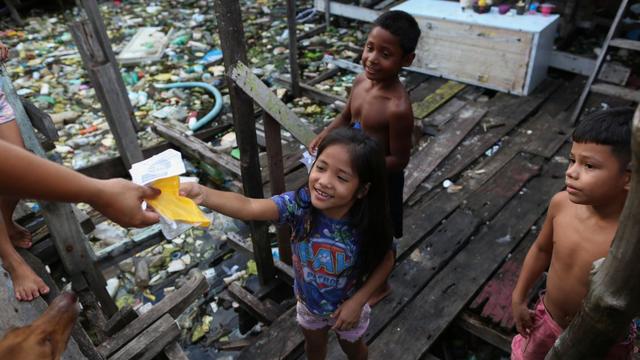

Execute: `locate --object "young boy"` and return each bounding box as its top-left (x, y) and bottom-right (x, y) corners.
top-left (510, 107), bottom-right (637, 360)
top-left (308, 10), bottom-right (421, 305)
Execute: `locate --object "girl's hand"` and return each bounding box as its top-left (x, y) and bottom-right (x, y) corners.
top-left (331, 298), bottom-right (363, 331)
top-left (512, 301), bottom-right (534, 336)
top-left (179, 182), bottom-right (206, 205)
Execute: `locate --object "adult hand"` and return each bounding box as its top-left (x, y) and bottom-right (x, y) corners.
top-left (90, 179), bottom-right (160, 227)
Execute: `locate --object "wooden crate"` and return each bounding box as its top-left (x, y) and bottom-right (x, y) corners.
top-left (394, 0), bottom-right (559, 95)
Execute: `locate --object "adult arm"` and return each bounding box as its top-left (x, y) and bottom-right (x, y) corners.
top-left (0, 140), bottom-right (159, 227)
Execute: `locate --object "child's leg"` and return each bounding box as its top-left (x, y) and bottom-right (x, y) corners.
top-left (0, 214), bottom-right (49, 301)
top-left (337, 337), bottom-right (368, 360)
top-left (300, 326), bottom-right (330, 360)
top-left (0, 119), bottom-right (32, 248)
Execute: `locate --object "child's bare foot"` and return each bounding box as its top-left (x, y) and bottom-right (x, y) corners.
top-left (4, 254), bottom-right (49, 301)
top-left (368, 281), bottom-right (392, 307)
top-left (6, 221), bottom-right (32, 249)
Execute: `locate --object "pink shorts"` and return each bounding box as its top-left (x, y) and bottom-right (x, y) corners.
top-left (296, 301), bottom-right (371, 343)
top-left (0, 90), bottom-right (15, 124)
top-left (511, 298), bottom-right (636, 360)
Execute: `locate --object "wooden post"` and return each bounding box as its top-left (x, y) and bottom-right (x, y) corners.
top-left (325, 0), bottom-right (331, 28)
top-left (69, 20), bottom-right (143, 169)
top-left (546, 105), bottom-right (640, 359)
top-left (263, 113), bottom-right (292, 265)
top-left (286, 0), bottom-right (301, 97)
top-left (78, 0), bottom-right (140, 132)
top-left (214, 0), bottom-right (275, 285)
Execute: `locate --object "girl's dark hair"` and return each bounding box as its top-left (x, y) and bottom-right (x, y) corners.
top-left (573, 107), bottom-right (633, 170)
top-left (373, 10), bottom-right (421, 55)
top-left (297, 128), bottom-right (393, 282)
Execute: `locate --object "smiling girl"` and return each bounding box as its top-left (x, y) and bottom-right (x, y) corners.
top-left (181, 128), bottom-right (394, 359)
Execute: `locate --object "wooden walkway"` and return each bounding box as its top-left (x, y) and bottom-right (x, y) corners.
top-left (235, 71), bottom-right (635, 359)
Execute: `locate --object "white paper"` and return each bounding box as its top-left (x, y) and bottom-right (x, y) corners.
top-left (129, 149), bottom-right (186, 185)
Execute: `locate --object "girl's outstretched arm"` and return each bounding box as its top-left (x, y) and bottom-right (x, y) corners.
top-left (332, 249), bottom-right (395, 330)
top-left (180, 182), bottom-right (279, 222)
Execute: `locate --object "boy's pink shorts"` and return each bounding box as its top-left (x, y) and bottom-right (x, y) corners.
top-left (296, 301), bottom-right (371, 343)
top-left (0, 90), bottom-right (15, 124)
top-left (511, 297), bottom-right (636, 360)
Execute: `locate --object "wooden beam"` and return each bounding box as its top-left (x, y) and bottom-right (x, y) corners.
top-left (69, 20), bottom-right (143, 168)
top-left (78, 0), bottom-right (138, 131)
top-left (403, 105), bottom-right (486, 202)
top-left (230, 62), bottom-right (316, 146)
top-left (590, 83), bottom-right (640, 103)
top-left (275, 74), bottom-right (346, 105)
top-left (163, 342), bottom-right (190, 360)
top-left (314, 0), bottom-right (381, 22)
top-left (109, 314), bottom-right (180, 360)
top-left (455, 312), bottom-right (512, 353)
top-left (152, 122), bottom-right (241, 177)
top-left (97, 271), bottom-right (207, 358)
top-left (412, 81), bottom-right (466, 119)
top-left (609, 38), bottom-right (640, 52)
top-left (286, 0), bottom-right (301, 97)
top-left (215, 0), bottom-right (275, 285)
top-left (227, 282), bottom-right (284, 324)
top-left (263, 113), bottom-right (293, 264)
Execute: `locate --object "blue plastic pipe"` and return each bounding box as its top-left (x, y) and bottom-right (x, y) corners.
top-left (154, 82), bottom-right (223, 131)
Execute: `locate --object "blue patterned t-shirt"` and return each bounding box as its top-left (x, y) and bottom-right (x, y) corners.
top-left (271, 188), bottom-right (361, 316)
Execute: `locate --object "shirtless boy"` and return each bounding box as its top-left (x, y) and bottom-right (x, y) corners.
top-left (309, 11), bottom-right (421, 305)
top-left (511, 107), bottom-right (636, 359)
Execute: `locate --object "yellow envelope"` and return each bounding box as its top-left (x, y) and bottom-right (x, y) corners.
top-left (147, 176), bottom-right (211, 227)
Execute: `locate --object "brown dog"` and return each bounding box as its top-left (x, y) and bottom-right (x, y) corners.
top-left (0, 292), bottom-right (79, 360)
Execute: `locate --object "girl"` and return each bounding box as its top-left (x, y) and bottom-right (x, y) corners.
top-left (181, 128), bottom-right (394, 359)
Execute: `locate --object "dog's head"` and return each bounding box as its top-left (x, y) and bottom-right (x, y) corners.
top-left (0, 292), bottom-right (79, 360)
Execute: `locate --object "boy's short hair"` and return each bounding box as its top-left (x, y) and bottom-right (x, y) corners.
top-left (572, 107), bottom-right (634, 168)
top-left (373, 10), bottom-right (421, 55)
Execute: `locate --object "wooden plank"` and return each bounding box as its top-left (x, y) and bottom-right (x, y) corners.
top-left (263, 113), bottom-right (292, 264)
top-left (314, 0), bottom-right (381, 22)
top-left (367, 164), bottom-right (566, 359)
top-left (275, 75), bottom-right (346, 106)
top-left (227, 282), bottom-right (284, 324)
top-left (238, 307), bottom-right (304, 360)
top-left (163, 342), bottom-right (189, 360)
top-left (306, 67), bottom-right (340, 86)
top-left (403, 105), bottom-right (486, 202)
top-left (420, 79), bottom-right (560, 192)
top-left (421, 97), bottom-right (466, 131)
top-left (286, 0), bottom-right (301, 97)
top-left (105, 306), bottom-right (139, 337)
top-left (590, 83), bottom-right (640, 102)
top-left (78, 0), bottom-right (138, 131)
top-left (69, 21), bottom-right (142, 168)
top-left (98, 271), bottom-right (207, 358)
top-left (109, 314), bottom-right (180, 360)
top-left (468, 218), bottom-right (542, 330)
top-left (412, 81), bottom-right (466, 119)
top-left (455, 312), bottom-right (512, 353)
top-left (609, 38), bottom-right (640, 52)
top-left (153, 121), bottom-right (241, 177)
top-left (549, 51), bottom-right (630, 85)
top-left (20, 98), bottom-right (59, 141)
top-left (230, 62), bottom-right (316, 146)
top-left (412, 17), bottom-right (533, 94)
